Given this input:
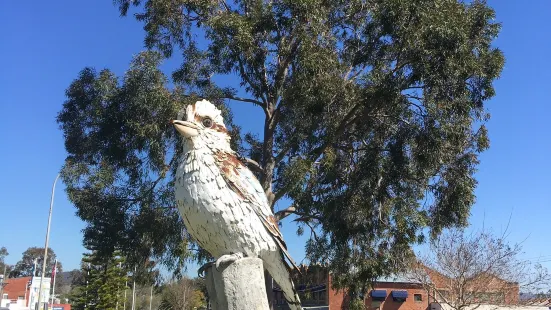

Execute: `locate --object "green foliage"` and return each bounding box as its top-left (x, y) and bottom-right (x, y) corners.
top-left (121, 284), bottom-right (162, 310)
top-left (68, 269), bottom-right (86, 287)
top-left (57, 53), bottom-right (239, 270)
top-left (9, 247), bottom-right (62, 278)
top-left (158, 278), bottom-right (206, 310)
top-left (58, 0), bottom-right (504, 290)
top-left (349, 297), bottom-right (367, 310)
top-left (0, 246), bottom-right (10, 276)
top-left (0, 247), bottom-right (7, 261)
top-left (71, 251), bottom-right (128, 310)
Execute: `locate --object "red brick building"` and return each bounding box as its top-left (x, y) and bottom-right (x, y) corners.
top-left (1, 276), bottom-right (32, 306)
top-left (423, 267), bottom-right (519, 305)
top-left (328, 277), bottom-right (429, 310)
top-left (273, 265), bottom-right (519, 310)
top-left (1, 276), bottom-right (71, 310)
top-left (273, 266), bottom-right (429, 310)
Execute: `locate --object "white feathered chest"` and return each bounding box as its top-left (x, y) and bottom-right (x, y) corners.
top-left (175, 145), bottom-right (276, 258)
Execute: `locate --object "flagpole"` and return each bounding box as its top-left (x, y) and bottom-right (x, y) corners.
top-left (50, 259), bottom-right (57, 306)
top-left (149, 285), bottom-right (153, 310)
top-left (29, 259), bottom-right (36, 308)
top-left (85, 263), bottom-right (90, 309)
top-left (38, 173), bottom-right (60, 310)
top-left (131, 266), bottom-right (136, 310)
top-left (116, 262), bottom-right (121, 310)
top-left (123, 280), bottom-right (127, 310)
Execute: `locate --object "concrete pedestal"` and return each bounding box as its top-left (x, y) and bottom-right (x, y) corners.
top-left (203, 257), bottom-right (270, 310)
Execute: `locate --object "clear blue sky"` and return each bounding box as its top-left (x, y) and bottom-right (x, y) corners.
top-left (0, 1), bottom-right (550, 275)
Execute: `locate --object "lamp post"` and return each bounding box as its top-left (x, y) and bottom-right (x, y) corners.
top-left (37, 173), bottom-right (60, 310)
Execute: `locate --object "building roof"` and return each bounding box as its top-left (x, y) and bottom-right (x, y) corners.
top-left (521, 298), bottom-right (551, 307)
top-left (377, 274), bottom-right (422, 284)
top-left (2, 277), bottom-right (31, 300)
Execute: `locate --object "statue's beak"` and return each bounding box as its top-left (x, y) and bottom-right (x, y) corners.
top-left (172, 120), bottom-right (199, 138)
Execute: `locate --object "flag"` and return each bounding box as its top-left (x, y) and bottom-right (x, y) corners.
top-left (31, 258), bottom-right (37, 278)
top-left (51, 259), bottom-right (57, 283)
top-left (51, 259), bottom-right (58, 305)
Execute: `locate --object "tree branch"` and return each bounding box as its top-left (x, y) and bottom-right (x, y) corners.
top-left (219, 0), bottom-right (231, 12)
top-left (272, 189), bottom-right (286, 206)
top-left (304, 220), bottom-right (320, 243)
top-left (372, 113), bottom-right (411, 125)
top-left (274, 206), bottom-right (296, 221)
top-left (345, 64), bottom-right (368, 82)
top-left (236, 56), bottom-right (268, 109)
top-left (274, 142), bottom-right (293, 164)
top-left (274, 206), bottom-right (323, 222)
top-left (237, 155), bottom-right (264, 175)
top-left (274, 37), bottom-right (300, 98)
top-left (306, 102), bottom-right (363, 163)
top-left (117, 173), bottom-right (166, 203)
top-left (223, 95), bottom-right (265, 108)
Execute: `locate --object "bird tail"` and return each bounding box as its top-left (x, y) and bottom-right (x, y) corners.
top-left (264, 252), bottom-right (302, 310)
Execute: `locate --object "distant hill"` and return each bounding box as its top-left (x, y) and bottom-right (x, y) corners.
top-left (519, 292), bottom-right (551, 300)
top-left (54, 270), bottom-right (84, 289)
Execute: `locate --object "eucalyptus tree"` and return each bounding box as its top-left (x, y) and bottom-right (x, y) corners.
top-left (58, 0), bottom-right (504, 297)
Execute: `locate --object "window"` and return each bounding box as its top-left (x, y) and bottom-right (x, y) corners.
top-left (414, 294), bottom-right (423, 302)
top-left (391, 290), bottom-right (408, 302)
top-left (371, 300), bottom-right (382, 309)
top-left (18, 296), bottom-right (24, 300)
top-left (371, 290), bottom-right (387, 301)
top-left (319, 290), bottom-right (327, 302)
top-left (2, 294), bottom-right (7, 299)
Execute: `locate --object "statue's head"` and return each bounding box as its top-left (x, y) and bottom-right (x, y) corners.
top-left (172, 99), bottom-right (231, 150)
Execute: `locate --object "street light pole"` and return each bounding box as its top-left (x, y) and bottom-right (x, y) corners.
top-left (37, 173), bottom-right (60, 310)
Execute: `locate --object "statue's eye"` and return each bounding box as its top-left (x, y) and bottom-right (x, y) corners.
top-left (202, 117), bottom-right (213, 128)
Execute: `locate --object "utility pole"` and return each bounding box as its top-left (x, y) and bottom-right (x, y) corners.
top-left (37, 173), bottom-right (60, 310)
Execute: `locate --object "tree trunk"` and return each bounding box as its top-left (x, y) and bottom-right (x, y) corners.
top-left (203, 258), bottom-right (270, 310)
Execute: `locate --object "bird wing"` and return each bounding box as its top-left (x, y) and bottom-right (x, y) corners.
top-left (213, 151), bottom-right (299, 272)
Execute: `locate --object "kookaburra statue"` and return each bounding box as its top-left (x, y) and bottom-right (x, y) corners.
top-left (172, 100), bottom-right (302, 309)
